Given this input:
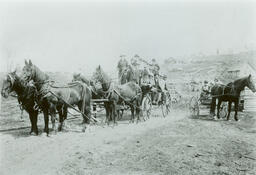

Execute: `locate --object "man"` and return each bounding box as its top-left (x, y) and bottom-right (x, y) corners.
top-left (151, 58), bottom-right (160, 76)
top-left (151, 74), bottom-right (167, 105)
top-left (131, 55), bottom-right (140, 68)
top-left (214, 78), bottom-right (223, 86)
top-left (200, 80), bottom-right (210, 100)
top-left (130, 55), bottom-right (142, 84)
top-left (140, 67), bottom-right (152, 86)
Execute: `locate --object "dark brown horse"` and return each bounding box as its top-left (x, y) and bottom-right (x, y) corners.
top-left (210, 75), bottom-right (256, 121)
top-left (1, 71), bottom-right (55, 135)
top-left (21, 60), bottom-right (91, 133)
top-left (93, 65), bottom-right (142, 124)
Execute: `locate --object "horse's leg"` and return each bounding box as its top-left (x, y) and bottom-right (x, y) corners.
top-left (84, 104), bottom-right (91, 124)
top-left (130, 105), bottom-right (135, 123)
top-left (57, 105), bottom-right (63, 131)
top-left (112, 101), bottom-right (117, 125)
top-left (104, 102), bottom-right (109, 124)
top-left (29, 113), bottom-right (34, 134)
top-left (136, 101), bottom-right (140, 123)
top-left (217, 98), bottom-right (221, 119)
top-left (34, 113), bottom-right (39, 135)
top-left (50, 113), bottom-right (56, 133)
top-left (117, 109), bottom-right (120, 120)
top-left (49, 105), bottom-right (57, 133)
top-left (78, 102), bottom-right (87, 124)
top-left (62, 106), bottom-right (68, 129)
top-left (234, 99), bottom-right (238, 121)
top-left (227, 101), bottom-right (232, 121)
top-left (43, 109), bottom-right (49, 135)
top-left (58, 110), bottom-right (64, 131)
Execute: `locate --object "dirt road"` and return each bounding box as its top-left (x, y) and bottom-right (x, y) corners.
top-left (0, 109), bottom-right (255, 175)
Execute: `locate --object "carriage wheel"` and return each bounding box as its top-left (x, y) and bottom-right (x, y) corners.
top-left (142, 95), bottom-right (152, 120)
top-left (189, 96), bottom-right (199, 117)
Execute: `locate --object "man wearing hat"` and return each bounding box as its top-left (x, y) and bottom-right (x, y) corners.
top-left (151, 58), bottom-right (160, 76)
top-left (201, 80), bottom-right (210, 99)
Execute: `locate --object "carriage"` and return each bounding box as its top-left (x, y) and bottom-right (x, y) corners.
top-left (140, 86), bottom-right (171, 119)
top-left (189, 91), bottom-right (228, 118)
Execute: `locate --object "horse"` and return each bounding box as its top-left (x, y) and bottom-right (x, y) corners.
top-left (73, 73), bottom-right (91, 86)
top-left (21, 59), bottom-right (92, 133)
top-left (210, 75), bottom-right (256, 121)
top-left (72, 73), bottom-right (108, 119)
top-left (1, 70), bottom-right (55, 135)
top-left (93, 65), bottom-right (142, 124)
top-left (43, 81), bottom-right (92, 131)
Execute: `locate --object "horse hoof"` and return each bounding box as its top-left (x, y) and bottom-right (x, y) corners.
top-left (41, 132), bottom-right (48, 137)
top-left (30, 132), bottom-right (37, 136)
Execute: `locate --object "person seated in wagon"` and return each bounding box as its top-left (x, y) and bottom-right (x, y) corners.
top-left (157, 74), bottom-right (169, 104)
top-left (140, 66), bottom-right (154, 87)
top-left (200, 80), bottom-right (211, 100)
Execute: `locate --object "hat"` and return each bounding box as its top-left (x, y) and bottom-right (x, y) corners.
top-left (204, 80), bottom-right (208, 83)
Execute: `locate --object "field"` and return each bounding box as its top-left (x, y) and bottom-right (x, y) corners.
top-left (0, 51), bottom-right (256, 175)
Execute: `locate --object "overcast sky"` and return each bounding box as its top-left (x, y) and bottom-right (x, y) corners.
top-left (0, 0), bottom-right (255, 73)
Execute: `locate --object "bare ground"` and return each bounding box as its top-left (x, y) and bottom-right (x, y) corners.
top-left (0, 102), bottom-right (255, 175)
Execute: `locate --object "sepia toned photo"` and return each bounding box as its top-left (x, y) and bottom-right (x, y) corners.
top-left (0, 0), bottom-right (255, 174)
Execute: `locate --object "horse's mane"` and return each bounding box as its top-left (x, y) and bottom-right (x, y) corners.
top-left (32, 64), bottom-right (49, 83)
top-left (226, 75), bottom-right (250, 93)
top-left (73, 73), bottom-right (90, 84)
top-left (233, 76), bottom-right (248, 84)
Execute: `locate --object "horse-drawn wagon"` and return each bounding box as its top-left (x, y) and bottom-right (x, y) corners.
top-left (189, 92), bottom-right (228, 118)
top-left (140, 85), bottom-right (171, 119)
top-left (189, 74), bottom-right (256, 120)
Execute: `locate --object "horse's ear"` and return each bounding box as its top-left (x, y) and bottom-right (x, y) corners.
top-left (25, 59), bottom-right (28, 65)
top-left (29, 59), bottom-right (32, 66)
top-left (249, 74), bottom-right (251, 78)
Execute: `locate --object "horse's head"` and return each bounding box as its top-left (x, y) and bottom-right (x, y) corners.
top-left (247, 74), bottom-right (256, 93)
top-left (1, 71), bottom-right (16, 98)
top-left (72, 73), bottom-right (81, 82)
top-left (22, 59), bottom-right (34, 82)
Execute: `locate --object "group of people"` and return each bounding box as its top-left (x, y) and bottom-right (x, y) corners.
top-left (128, 54), bottom-right (169, 104)
top-left (200, 78), bottom-right (222, 100)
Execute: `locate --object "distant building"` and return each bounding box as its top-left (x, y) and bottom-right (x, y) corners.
top-left (226, 62), bottom-right (256, 79)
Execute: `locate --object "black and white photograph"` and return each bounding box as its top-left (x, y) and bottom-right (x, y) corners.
top-left (0, 0), bottom-right (256, 174)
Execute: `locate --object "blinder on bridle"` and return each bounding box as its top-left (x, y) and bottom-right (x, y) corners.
top-left (1, 73), bottom-right (15, 97)
top-left (7, 74), bottom-right (15, 88)
top-left (23, 65), bottom-right (35, 82)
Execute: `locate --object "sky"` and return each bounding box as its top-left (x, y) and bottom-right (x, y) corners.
top-left (0, 0), bottom-right (256, 73)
